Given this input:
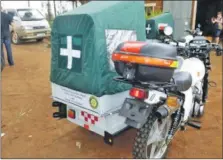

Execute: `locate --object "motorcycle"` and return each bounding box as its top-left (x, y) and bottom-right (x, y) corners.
top-left (158, 24), bottom-right (203, 46)
top-left (160, 25), bottom-right (221, 117)
top-left (183, 24), bottom-right (203, 44)
top-left (111, 36), bottom-right (222, 158)
top-left (178, 38), bottom-right (222, 117)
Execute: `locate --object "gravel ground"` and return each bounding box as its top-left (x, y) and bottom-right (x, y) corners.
top-left (1, 40), bottom-right (222, 158)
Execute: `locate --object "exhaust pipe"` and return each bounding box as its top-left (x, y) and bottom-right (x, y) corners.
top-left (155, 106), bottom-right (169, 119)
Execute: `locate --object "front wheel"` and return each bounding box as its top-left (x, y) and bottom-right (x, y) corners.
top-left (133, 114), bottom-right (172, 159)
top-left (36, 38), bottom-right (44, 42)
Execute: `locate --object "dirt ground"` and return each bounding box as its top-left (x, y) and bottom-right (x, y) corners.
top-left (1, 40), bottom-right (222, 158)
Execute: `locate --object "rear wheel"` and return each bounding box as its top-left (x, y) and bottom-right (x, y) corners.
top-left (133, 114), bottom-right (172, 159)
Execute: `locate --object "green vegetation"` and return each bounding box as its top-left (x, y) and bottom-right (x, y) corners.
top-left (145, 10), bottom-right (163, 20)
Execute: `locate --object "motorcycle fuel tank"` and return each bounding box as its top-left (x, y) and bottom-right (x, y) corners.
top-left (179, 57), bottom-right (205, 86)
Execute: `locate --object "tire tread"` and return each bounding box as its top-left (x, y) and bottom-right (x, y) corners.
top-left (132, 114), bottom-right (169, 159)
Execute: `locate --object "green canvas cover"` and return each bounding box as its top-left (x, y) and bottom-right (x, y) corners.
top-left (146, 12), bottom-right (174, 39)
top-left (50, 1), bottom-right (146, 97)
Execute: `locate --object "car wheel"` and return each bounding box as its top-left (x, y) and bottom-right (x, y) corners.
top-left (11, 31), bottom-right (21, 44)
top-left (36, 38), bottom-right (44, 42)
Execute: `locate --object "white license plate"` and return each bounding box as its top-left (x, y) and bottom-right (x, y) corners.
top-left (37, 33), bottom-right (45, 37)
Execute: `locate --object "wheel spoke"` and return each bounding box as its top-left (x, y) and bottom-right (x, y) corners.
top-left (149, 143), bottom-right (157, 158)
top-left (147, 136), bottom-right (158, 145)
top-left (144, 117), bottom-right (173, 159)
top-left (160, 119), bottom-right (168, 131)
top-left (147, 120), bottom-right (160, 145)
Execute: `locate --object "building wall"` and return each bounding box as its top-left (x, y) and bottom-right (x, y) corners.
top-left (163, 1), bottom-right (193, 39)
top-left (145, 0), bottom-right (163, 11)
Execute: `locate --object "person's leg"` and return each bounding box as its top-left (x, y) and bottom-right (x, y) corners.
top-left (4, 37), bottom-right (14, 65)
top-left (215, 30), bottom-right (221, 44)
top-left (216, 37), bottom-right (220, 44)
top-left (1, 38), bottom-right (5, 66)
top-left (212, 36), bottom-right (215, 43)
top-left (212, 29), bottom-right (217, 43)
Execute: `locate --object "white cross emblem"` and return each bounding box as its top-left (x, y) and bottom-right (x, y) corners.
top-left (146, 24), bottom-right (152, 34)
top-left (60, 36), bottom-right (81, 69)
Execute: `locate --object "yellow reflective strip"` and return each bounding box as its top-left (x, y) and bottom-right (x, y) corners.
top-left (170, 61), bottom-right (178, 68)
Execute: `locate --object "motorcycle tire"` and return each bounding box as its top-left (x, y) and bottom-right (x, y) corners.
top-left (132, 114), bottom-right (172, 159)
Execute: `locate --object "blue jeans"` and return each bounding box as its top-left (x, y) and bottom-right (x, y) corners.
top-left (1, 37), bottom-right (14, 65)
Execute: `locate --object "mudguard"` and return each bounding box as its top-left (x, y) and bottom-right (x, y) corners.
top-left (119, 98), bottom-right (154, 129)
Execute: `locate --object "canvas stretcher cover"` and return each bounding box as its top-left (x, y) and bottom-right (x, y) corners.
top-left (50, 1), bottom-right (146, 97)
top-left (146, 12), bottom-right (174, 39)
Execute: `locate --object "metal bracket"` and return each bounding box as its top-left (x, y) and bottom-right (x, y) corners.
top-left (103, 127), bottom-right (131, 146)
top-left (104, 131), bottom-right (114, 145)
top-left (52, 101), bottom-right (67, 119)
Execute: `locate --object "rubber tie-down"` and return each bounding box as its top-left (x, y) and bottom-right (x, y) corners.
top-left (208, 81), bottom-right (217, 87)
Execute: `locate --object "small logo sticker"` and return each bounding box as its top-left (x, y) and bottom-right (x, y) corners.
top-left (89, 96), bottom-right (98, 109)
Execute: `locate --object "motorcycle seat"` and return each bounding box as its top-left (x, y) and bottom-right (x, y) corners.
top-left (172, 71), bottom-right (192, 92)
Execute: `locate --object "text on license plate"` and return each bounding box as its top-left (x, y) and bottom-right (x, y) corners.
top-left (37, 33), bottom-right (45, 37)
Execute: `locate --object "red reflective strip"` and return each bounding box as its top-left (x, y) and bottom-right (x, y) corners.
top-left (84, 124), bottom-right (89, 130)
top-left (94, 116), bottom-right (98, 121)
top-left (68, 110), bottom-right (75, 119)
top-left (81, 110), bottom-right (99, 124)
top-left (120, 41), bottom-right (146, 54)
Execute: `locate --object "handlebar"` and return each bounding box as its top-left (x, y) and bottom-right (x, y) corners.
top-left (185, 29), bottom-right (193, 35)
top-left (177, 43), bottom-right (223, 57)
top-left (185, 29), bottom-right (202, 36)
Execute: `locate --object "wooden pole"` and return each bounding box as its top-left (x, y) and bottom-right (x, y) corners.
top-left (191, 0), bottom-right (198, 30)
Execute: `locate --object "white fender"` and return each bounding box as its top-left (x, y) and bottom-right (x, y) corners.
top-left (185, 35), bottom-right (193, 44)
top-left (181, 87), bottom-right (193, 121)
top-left (176, 57), bottom-right (205, 121)
top-left (179, 58), bottom-right (205, 86)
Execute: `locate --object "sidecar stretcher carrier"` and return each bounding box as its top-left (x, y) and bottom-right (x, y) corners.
top-left (50, 1), bottom-right (148, 145)
top-left (51, 83), bottom-right (131, 145)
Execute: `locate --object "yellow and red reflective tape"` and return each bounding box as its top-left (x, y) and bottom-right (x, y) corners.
top-left (112, 53), bottom-right (178, 68)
